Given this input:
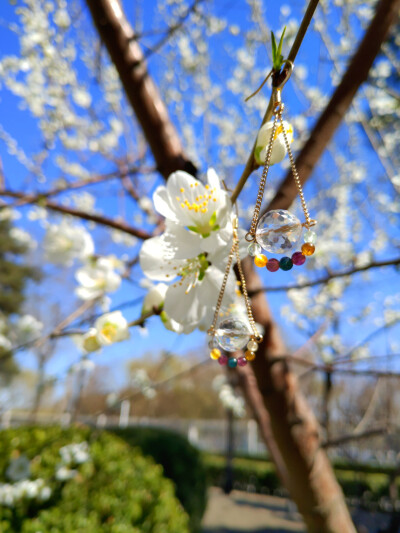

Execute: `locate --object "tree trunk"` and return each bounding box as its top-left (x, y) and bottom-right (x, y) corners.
top-left (242, 258), bottom-right (356, 532)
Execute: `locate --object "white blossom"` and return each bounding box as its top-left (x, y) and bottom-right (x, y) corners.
top-left (140, 169), bottom-right (239, 332)
top-left (95, 311), bottom-right (130, 345)
top-left (15, 315), bottom-right (43, 345)
top-left (75, 256), bottom-right (121, 300)
top-left (44, 220), bottom-right (94, 266)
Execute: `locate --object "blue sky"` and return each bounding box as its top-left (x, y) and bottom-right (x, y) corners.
top-left (0, 0), bottom-right (398, 391)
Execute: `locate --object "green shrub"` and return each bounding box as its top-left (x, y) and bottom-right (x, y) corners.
top-left (203, 454), bottom-right (280, 494)
top-left (113, 427), bottom-right (207, 533)
top-left (0, 426), bottom-right (190, 533)
top-left (203, 453), bottom-right (396, 506)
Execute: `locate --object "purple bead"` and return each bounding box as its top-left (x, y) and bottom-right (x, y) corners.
top-left (218, 355), bottom-right (228, 366)
top-left (266, 258), bottom-right (279, 272)
top-left (237, 357), bottom-right (247, 367)
top-left (292, 251), bottom-right (306, 266)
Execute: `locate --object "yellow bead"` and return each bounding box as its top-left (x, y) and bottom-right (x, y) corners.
top-left (245, 350), bottom-right (256, 361)
top-left (301, 243), bottom-right (315, 256)
top-left (254, 254), bottom-right (268, 268)
top-left (210, 348), bottom-right (221, 360)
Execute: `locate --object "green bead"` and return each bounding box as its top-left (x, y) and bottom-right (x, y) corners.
top-left (228, 357), bottom-right (238, 368)
top-left (279, 257), bottom-right (293, 271)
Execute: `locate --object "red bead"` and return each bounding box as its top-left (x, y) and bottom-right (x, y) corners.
top-left (238, 357), bottom-right (247, 367)
top-left (266, 258), bottom-right (279, 272)
top-left (218, 355), bottom-right (228, 365)
top-left (292, 251), bottom-right (306, 266)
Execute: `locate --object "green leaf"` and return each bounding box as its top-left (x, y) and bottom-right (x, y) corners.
top-left (277, 26), bottom-right (286, 65)
top-left (271, 31), bottom-right (277, 68)
top-left (271, 28), bottom-right (286, 71)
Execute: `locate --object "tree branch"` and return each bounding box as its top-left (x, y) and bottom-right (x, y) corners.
top-left (322, 426), bottom-right (391, 449)
top-left (85, 0), bottom-right (196, 179)
top-left (266, 0), bottom-right (400, 212)
top-left (0, 190), bottom-right (153, 240)
top-left (250, 257), bottom-right (400, 295)
top-left (230, 0), bottom-right (320, 204)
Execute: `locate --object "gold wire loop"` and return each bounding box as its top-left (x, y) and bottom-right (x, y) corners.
top-left (273, 60), bottom-right (294, 90)
top-left (245, 232), bottom-right (255, 242)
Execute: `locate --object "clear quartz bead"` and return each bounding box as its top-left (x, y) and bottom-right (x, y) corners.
top-left (216, 317), bottom-right (251, 352)
top-left (304, 230), bottom-right (317, 244)
top-left (256, 209), bottom-right (302, 254)
top-left (248, 242), bottom-right (261, 257)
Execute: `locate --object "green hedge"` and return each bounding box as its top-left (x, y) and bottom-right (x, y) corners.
top-left (113, 427), bottom-right (208, 533)
top-left (0, 426), bottom-right (190, 532)
top-left (203, 453), bottom-right (392, 504)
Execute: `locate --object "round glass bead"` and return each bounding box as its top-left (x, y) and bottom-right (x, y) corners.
top-left (266, 258), bottom-right (280, 272)
top-left (210, 348), bottom-right (221, 360)
top-left (248, 242), bottom-right (262, 257)
top-left (304, 230), bottom-right (317, 245)
top-left (218, 355), bottom-right (228, 366)
top-left (216, 317), bottom-right (251, 352)
top-left (247, 340), bottom-right (258, 352)
top-left (238, 357), bottom-right (247, 367)
top-left (301, 243), bottom-right (315, 256)
top-left (208, 337), bottom-right (218, 349)
top-left (245, 350), bottom-right (256, 361)
top-left (254, 254), bottom-right (268, 268)
top-left (279, 257), bottom-right (293, 271)
top-left (228, 357), bottom-right (238, 368)
top-left (256, 209), bottom-right (302, 254)
top-left (292, 251), bottom-right (306, 266)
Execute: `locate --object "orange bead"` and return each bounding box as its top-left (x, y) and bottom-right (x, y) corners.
top-left (254, 254), bottom-right (268, 267)
top-left (210, 348), bottom-right (221, 360)
top-left (245, 350), bottom-right (256, 361)
top-left (301, 243), bottom-right (315, 256)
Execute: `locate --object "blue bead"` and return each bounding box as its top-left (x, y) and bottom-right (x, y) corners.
top-left (228, 357), bottom-right (238, 368)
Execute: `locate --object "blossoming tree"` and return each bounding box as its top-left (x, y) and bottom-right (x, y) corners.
top-left (0, 0), bottom-right (399, 531)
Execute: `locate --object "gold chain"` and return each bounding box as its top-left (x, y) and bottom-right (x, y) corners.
top-left (246, 112), bottom-right (279, 242)
top-left (208, 217), bottom-right (261, 342)
top-left (277, 107), bottom-right (312, 229)
top-left (246, 90), bottom-right (314, 240)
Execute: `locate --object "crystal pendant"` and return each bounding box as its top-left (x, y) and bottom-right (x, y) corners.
top-left (256, 209), bottom-right (302, 254)
top-left (215, 317), bottom-right (251, 352)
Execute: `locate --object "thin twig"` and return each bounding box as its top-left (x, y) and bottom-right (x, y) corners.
top-left (0, 190), bottom-right (154, 240)
top-left (230, 0), bottom-right (320, 204)
top-left (249, 257), bottom-right (400, 295)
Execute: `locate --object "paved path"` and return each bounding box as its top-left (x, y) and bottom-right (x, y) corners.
top-left (201, 488), bottom-right (305, 533)
top-left (201, 488), bottom-right (393, 533)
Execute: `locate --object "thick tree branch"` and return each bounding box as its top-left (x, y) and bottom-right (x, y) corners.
top-left (85, 0), bottom-right (196, 179)
top-left (267, 0), bottom-right (400, 212)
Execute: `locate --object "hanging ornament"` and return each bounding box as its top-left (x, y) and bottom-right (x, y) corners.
top-left (207, 217), bottom-right (262, 368)
top-left (245, 61), bottom-right (317, 272)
